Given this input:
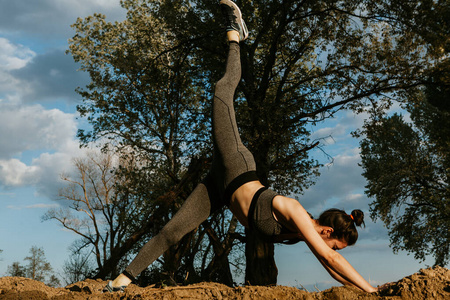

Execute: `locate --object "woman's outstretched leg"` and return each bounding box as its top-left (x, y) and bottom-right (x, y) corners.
top-left (104, 183), bottom-right (214, 291)
top-left (211, 0), bottom-right (257, 201)
top-left (104, 1), bottom-right (251, 292)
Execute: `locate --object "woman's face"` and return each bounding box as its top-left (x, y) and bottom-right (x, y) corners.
top-left (322, 236), bottom-right (348, 251)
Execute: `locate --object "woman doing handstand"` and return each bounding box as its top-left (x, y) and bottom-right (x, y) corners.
top-left (104, 0), bottom-right (379, 293)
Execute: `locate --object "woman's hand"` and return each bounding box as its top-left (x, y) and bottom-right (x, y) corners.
top-left (376, 282), bottom-right (394, 292)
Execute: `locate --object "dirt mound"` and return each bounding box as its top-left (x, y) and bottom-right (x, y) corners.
top-left (0, 266), bottom-right (449, 299)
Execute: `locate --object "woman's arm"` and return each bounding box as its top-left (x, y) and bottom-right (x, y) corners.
top-left (317, 255), bottom-right (358, 287)
top-left (272, 195), bottom-right (378, 293)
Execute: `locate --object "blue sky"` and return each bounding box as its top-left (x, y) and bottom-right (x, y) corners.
top-left (0, 0), bottom-right (441, 290)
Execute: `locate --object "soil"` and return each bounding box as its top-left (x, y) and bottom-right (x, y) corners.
top-left (1, 266), bottom-right (449, 300)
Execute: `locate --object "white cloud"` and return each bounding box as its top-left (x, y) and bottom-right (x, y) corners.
top-left (30, 146), bottom-right (85, 197)
top-left (0, 144), bottom-right (89, 198)
top-left (303, 110), bottom-right (372, 207)
top-left (0, 38), bottom-right (36, 97)
top-left (0, 36), bottom-right (89, 198)
top-left (312, 124), bottom-right (346, 142)
top-left (0, 159), bottom-right (38, 186)
top-left (0, 141), bottom-right (87, 198)
top-left (301, 151), bottom-right (366, 211)
top-left (0, 38), bottom-right (88, 104)
top-left (10, 49), bottom-right (90, 103)
top-left (0, 103), bottom-right (77, 158)
top-left (0, 102), bottom-right (87, 197)
top-left (0, 37), bottom-right (36, 71)
top-left (311, 111), bottom-right (369, 143)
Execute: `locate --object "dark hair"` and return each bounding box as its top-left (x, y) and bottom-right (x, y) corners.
top-left (317, 209), bottom-right (365, 246)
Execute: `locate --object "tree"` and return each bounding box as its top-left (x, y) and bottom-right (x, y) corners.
top-left (44, 151), bottom-right (140, 279)
top-left (68, 0), bottom-right (443, 284)
top-left (358, 59), bottom-right (450, 267)
top-left (46, 150), bottom-right (242, 285)
top-left (67, 0), bottom-right (242, 284)
top-left (61, 246), bottom-right (95, 285)
top-left (24, 246), bottom-right (54, 283)
top-left (7, 262), bottom-right (27, 277)
top-left (6, 246), bottom-right (60, 286)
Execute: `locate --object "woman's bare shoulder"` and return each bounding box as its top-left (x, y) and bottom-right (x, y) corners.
top-left (272, 195), bottom-right (304, 212)
top-left (272, 195), bottom-right (310, 226)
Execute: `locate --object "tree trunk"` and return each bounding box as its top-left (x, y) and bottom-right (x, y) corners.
top-left (201, 217), bottom-right (240, 286)
top-left (244, 228), bottom-right (277, 285)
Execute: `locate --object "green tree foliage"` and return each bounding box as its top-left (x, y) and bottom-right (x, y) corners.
top-left (67, 0), bottom-right (443, 284)
top-left (358, 61), bottom-right (450, 266)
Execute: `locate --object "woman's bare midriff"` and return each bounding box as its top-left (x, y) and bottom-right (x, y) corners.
top-left (229, 180), bottom-right (265, 228)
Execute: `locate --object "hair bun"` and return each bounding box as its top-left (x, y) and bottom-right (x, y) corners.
top-left (351, 209), bottom-right (365, 227)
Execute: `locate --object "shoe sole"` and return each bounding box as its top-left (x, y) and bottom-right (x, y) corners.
top-left (220, 0), bottom-right (243, 20)
top-left (220, 0), bottom-right (248, 40)
top-left (103, 281), bottom-right (126, 293)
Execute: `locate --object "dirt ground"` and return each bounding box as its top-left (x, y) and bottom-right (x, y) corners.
top-left (1, 266), bottom-right (449, 300)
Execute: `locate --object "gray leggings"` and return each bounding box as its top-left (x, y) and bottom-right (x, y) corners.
top-left (124, 42), bottom-right (257, 279)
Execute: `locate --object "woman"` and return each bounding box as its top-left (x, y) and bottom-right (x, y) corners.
top-left (104, 0), bottom-right (379, 293)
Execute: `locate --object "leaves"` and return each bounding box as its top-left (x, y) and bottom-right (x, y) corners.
top-left (359, 76), bottom-right (450, 266)
top-left (66, 0), bottom-right (448, 282)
